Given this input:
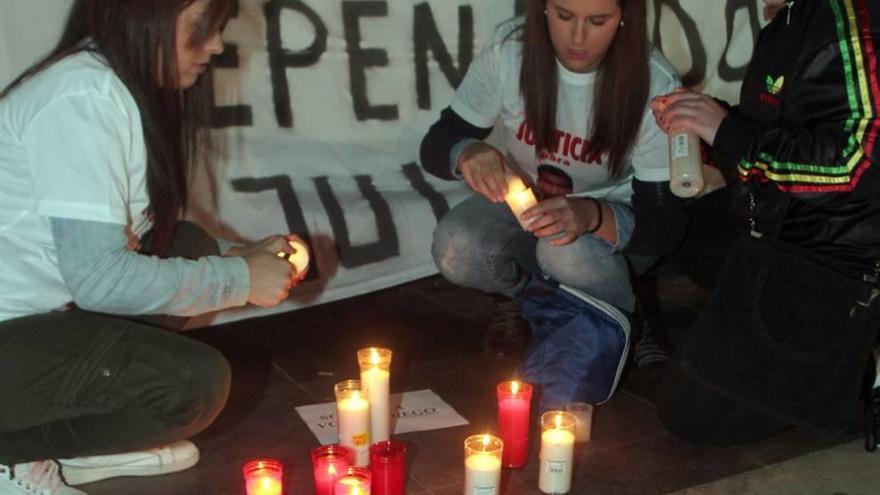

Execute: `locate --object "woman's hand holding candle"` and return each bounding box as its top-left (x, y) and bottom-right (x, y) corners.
top-left (521, 196), bottom-right (610, 246)
top-left (456, 142), bottom-right (511, 203)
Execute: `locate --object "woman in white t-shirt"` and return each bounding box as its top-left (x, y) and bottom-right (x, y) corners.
top-left (0, 1), bottom-right (307, 493)
top-left (421, 0), bottom-right (688, 315)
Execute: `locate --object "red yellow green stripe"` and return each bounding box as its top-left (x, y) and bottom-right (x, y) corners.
top-left (738, 0), bottom-right (878, 192)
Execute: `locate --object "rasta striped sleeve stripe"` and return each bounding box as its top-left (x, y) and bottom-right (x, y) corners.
top-left (738, 0), bottom-right (879, 193)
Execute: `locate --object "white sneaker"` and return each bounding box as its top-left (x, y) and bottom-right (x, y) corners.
top-left (58, 441), bottom-right (199, 486)
top-left (0, 461), bottom-right (87, 495)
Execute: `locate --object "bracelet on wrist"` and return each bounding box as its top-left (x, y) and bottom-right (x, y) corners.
top-left (583, 197), bottom-right (603, 234)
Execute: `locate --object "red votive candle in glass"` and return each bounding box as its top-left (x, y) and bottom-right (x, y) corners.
top-left (496, 380), bottom-right (533, 468)
top-left (243, 459), bottom-right (284, 495)
top-left (369, 440), bottom-right (406, 495)
top-left (334, 466), bottom-right (372, 495)
top-left (311, 445), bottom-right (353, 495)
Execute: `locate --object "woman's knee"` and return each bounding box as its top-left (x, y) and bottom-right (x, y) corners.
top-left (152, 341), bottom-right (231, 435)
top-left (184, 343), bottom-right (231, 431)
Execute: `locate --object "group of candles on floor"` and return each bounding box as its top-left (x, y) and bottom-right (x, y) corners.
top-left (242, 347), bottom-right (595, 495)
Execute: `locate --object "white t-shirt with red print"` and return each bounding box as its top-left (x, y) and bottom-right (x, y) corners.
top-left (451, 19), bottom-right (680, 204)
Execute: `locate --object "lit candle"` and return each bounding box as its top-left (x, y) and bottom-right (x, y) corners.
top-left (369, 440), bottom-right (406, 495)
top-left (276, 239), bottom-right (310, 275)
top-left (496, 380), bottom-right (532, 468)
top-left (311, 444), bottom-right (353, 495)
top-left (357, 347), bottom-right (392, 443)
top-left (504, 176), bottom-right (538, 230)
top-left (335, 380), bottom-right (371, 466)
top-left (242, 459), bottom-right (283, 495)
top-left (334, 466), bottom-right (372, 495)
top-left (463, 434), bottom-right (503, 495)
top-left (564, 402), bottom-right (594, 443)
top-left (539, 412), bottom-right (576, 494)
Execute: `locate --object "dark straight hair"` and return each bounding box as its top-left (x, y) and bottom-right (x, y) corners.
top-left (2, 0), bottom-right (232, 254)
top-left (520, 0), bottom-right (649, 177)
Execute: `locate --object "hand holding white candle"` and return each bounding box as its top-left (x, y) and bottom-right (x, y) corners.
top-left (357, 347), bottom-right (392, 443)
top-left (335, 380), bottom-right (371, 466)
top-left (539, 412), bottom-right (576, 494)
top-left (503, 175), bottom-right (538, 230)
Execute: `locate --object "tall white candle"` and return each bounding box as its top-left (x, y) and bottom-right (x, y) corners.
top-left (463, 435), bottom-right (503, 495)
top-left (504, 175), bottom-right (538, 230)
top-left (539, 412), bottom-right (576, 494)
top-left (335, 381), bottom-right (371, 466)
top-left (358, 348), bottom-right (392, 443)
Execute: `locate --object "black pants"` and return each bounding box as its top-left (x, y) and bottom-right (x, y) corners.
top-left (0, 222), bottom-right (231, 464)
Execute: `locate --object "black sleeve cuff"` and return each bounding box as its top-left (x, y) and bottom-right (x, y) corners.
top-left (420, 107), bottom-right (493, 180)
top-left (713, 108), bottom-right (761, 172)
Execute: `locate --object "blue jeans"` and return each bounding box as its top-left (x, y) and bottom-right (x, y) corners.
top-left (432, 195), bottom-right (636, 311)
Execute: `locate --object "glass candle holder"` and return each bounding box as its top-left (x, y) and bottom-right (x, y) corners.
top-left (496, 380), bottom-right (532, 468)
top-left (334, 466), bottom-right (372, 495)
top-left (357, 347), bottom-right (393, 443)
top-left (243, 459), bottom-right (284, 495)
top-left (564, 402), bottom-right (594, 443)
top-left (311, 444), bottom-right (354, 495)
top-left (335, 379), bottom-right (371, 466)
top-left (463, 434), bottom-right (503, 495)
top-left (369, 440), bottom-right (405, 495)
top-left (539, 411), bottom-right (577, 494)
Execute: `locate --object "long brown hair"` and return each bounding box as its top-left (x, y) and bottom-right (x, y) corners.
top-left (520, 0), bottom-right (649, 177)
top-left (2, 0), bottom-right (231, 254)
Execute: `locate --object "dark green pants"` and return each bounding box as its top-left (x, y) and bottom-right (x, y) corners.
top-left (0, 222), bottom-right (231, 464)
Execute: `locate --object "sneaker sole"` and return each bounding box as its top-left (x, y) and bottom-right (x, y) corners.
top-left (62, 451), bottom-right (199, 486)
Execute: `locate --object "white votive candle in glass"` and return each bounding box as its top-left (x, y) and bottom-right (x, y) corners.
top-left (357, 347), bottom-right (392, 443)
top-left (539, 411), bottom-right (576, 494)
top-left (335, 380), bottom-right (371, 466)
top-left (564, 402), bottom-right (594, 443)
top-left (463, 434), bottom-right (503, 495)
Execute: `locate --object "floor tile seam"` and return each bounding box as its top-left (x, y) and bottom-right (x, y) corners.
top-left (270, 360), bottom-right (318, 399)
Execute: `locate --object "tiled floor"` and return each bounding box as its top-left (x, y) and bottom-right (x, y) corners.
top-left (79, 260), bottom-right (868, 495)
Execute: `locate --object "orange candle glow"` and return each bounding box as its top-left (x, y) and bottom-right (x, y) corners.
top-left (243, 459), bottom-right (283, 495)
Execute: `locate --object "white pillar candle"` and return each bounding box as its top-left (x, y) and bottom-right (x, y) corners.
top-left (357, 347), bottom-right (392, 443)
top-left (335, 380), bottom-right (371, 466)
top-left (504, 176), bottom-right (538, 230)
top-left (539, 412), bottom-right (576, 494)
top-left (463, 434), bottom-right (503, 495)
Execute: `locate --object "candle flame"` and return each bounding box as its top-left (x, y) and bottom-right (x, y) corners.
top-left (352, 390), bottom-right (361, 401)
top-left (370, 348), bottom-right (380, 365)
top-left (511, 381), bottom-right (520, 394)
top-left (555, 413), bottom-right (563, 429)
top-left (328, 464), bottom-right (336, 476)
top-left (482, 434), bottom-right (491, 451)
top-left (352, 488), bottom-right (361, 495)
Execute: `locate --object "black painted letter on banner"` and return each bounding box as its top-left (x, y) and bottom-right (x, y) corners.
top-left (401, 162), bottom-right (449, 221)
top-left (342, 1), bottom-right (399, 121)
top-left (265, 0), bottom-right (329, 128)
top-left (651, 0), bottom-right (706, 87)
top-left (413, 3), bottom-right (474, 110)
top-left (718, 0), bottom-right (760, 83)
top-left (211, 42), bottom-right (255, 128)
top-left (314, 176), bottom-right (400, 267)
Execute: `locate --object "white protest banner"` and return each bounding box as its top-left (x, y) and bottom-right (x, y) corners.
top-left (0, 1), bottom-right (768, 325)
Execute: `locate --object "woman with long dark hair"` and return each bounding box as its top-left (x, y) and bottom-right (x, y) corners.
top-left (421, 0), bottom-right (688, 329)
top-left (0, 1), bottom-right (305, 492)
